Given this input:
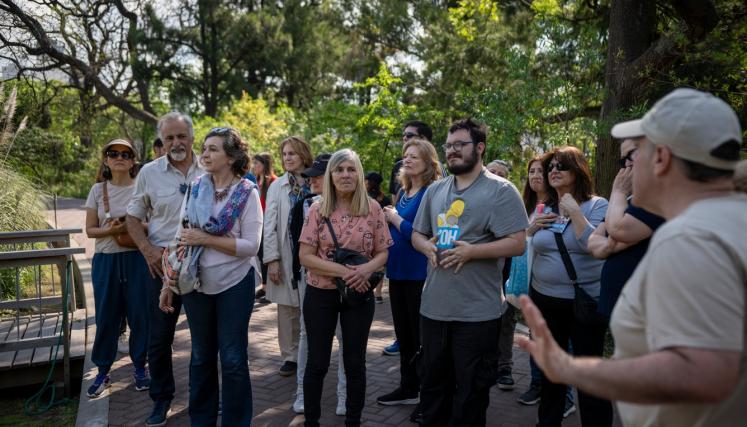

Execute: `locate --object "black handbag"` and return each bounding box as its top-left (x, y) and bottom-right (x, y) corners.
top-left (553, 231), bottom-right (604, 324)
top-left (323, 217), bottom-right (384, 306)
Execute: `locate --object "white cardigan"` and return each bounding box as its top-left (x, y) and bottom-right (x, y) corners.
top-left (262, 173), bottom-right (300, 307)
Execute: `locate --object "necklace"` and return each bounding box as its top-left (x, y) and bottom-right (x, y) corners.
top-left (213, 178), bottom-right (237, 202)
top-left (398, 187), bottom-right (422, 209)
top-left (214, 187), bottom-right (230, 202)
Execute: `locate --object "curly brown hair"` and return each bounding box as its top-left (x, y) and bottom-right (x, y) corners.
top-left (204, 127), bottom-right (250, 176)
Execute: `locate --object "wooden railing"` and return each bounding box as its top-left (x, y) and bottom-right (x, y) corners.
top-left (0, 229), bottom-right (84, 395)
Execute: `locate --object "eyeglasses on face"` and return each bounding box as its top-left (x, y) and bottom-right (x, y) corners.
top-left (402, 131), bottom-right (419, 140)
top-left (106, 150), bottom-right (134, 160)
top-left (442, 140), bottom-right (476, 152)
top-left (548, 162), bottom-right (570, 172)
top-left (618, 148), bottom-right (637, 168)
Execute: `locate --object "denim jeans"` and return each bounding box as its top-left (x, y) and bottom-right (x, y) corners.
top-left (147, 258), bottom-right (182, 403)
top-left (303, 285), bottom-right (375, 427)
top-left (419, 315), bottom-right (500, 427)
top-left (91, 251), bottom-right (149, 373)
top-left (530, 288), bottom-right (611, 427)
top-left (182, 269), bottom-right (255, 427)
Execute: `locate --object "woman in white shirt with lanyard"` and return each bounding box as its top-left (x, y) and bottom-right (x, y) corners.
top-left (159, 127), bottom-right (262, 426)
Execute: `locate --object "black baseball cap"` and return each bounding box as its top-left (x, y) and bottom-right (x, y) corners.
top-left (302, 153), bottom-right (331, 178)
top-left (365, 171), bottom-right (383, 186)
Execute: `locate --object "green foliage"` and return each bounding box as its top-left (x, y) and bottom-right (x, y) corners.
top-left (193, 93), bottom-right (291, 165)
top-left (0, 85), bottom-right (47, 233)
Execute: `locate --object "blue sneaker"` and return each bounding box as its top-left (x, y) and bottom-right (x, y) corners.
top-left (134, 367), bottom-right (151, 391)
top-left (382, 340), bottom-right (400, 356)
top-left (86, 373), bottom-right (111, 398)
top-left (146, 400), bottom-right (171, 427)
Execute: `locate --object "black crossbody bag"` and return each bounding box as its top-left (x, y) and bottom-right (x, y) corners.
top-left (323, 217), bottom-right (383, 306)
top-left (553, 231), bottom-right (604, 324)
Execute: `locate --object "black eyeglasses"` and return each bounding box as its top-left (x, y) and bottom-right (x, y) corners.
top-left (548, 162), bottom-right (570, 172)
top-left (442, 141), bottom-right (476, 152)
top-left (179, 183), bottom-right (188, 194)
top-left (618, 148), bottom-right (637, 168)
top-left (402, 131), bottom-right (419, 140)
top-left (106, 150), bottom-right (134, 160)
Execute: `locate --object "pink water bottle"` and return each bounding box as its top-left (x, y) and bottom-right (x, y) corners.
top-left (535, 203), bottom-right (545, 214)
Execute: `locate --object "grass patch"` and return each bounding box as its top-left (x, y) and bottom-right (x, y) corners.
top-left (0, 395), bottom-right (77, 427)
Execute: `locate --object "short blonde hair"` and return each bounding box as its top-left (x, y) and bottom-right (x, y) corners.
top-left (320, 149), bottom-right (370, 218)
top-left (397, 138), bottom-right (442, 193)
top-left (279, 136), bottom-right (313, 171)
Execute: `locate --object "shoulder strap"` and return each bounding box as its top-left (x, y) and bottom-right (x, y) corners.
top-left (553, 230), bottom-right (577, 285)
top-left (323, 217), bottom-right (340, 250)
top-left (102, 181), bottom-right (111, 219)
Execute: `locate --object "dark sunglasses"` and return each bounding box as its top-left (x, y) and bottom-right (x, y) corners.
top-left (402, 131), bottom-right (419, 139)
top-left (106, 150), bottom-right (134, 160)
top-left (209, 126), bottom-right (231, 135)
top-left (618, 148), bottom-right (637, 168)
top-left (179, 183), bottom-right (188, 194)
top-left (548, 162), bottom-right (570, 172)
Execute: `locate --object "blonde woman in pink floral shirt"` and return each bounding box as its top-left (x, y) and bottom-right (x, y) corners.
top-left (299, 149), bottom-right (393, 426)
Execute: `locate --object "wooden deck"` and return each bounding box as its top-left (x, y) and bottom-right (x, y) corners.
top-left (0, 312), bottom-right (86, 371)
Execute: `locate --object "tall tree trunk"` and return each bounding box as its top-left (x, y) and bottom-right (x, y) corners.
top-left (595, 0), bottom-right (656, 197)
top-left (595, 0), bottom-right (719, 197)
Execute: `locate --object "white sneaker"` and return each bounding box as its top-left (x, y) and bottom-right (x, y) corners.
top-left (336, 398), bottom-right (346, 416)
top-left (117, 332), bottom-right (128, 354)
top-left (292, 387), bottom-right (304, 414)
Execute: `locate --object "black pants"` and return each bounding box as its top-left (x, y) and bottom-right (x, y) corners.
top-left (303, 285), bottom-right (375, 427)
top-left (419, 315), bottom-right (500, 427)
top-left (530, 288), bottom-right (612, 427)
top-left (389, 279), bottom-right (423, 393)
top-left (146, 270), bottom-right (182, 403)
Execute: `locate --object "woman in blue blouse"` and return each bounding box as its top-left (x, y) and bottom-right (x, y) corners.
top-left (377, 138), bottom-right (442, 407)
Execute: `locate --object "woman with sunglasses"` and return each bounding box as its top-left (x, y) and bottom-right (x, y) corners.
top-left (159, 127), bottom-right (262, 426)
top-left (85, 139), bottom-right (150, 397)
top-left (529, 146), bottom-right (612, 426)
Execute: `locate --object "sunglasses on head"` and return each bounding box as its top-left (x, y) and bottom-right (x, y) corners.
top-left (548, 162), bottom-right (570, 172)
top-left (106, 150), bottom-right (134, 160)
top-left (209, 126), bottom-right (231, 135)
top-left (618, 148), bottom-right (637, 168)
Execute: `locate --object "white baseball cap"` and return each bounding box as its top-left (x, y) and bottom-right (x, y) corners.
top-left (611, 88), bottom-right (742, 171)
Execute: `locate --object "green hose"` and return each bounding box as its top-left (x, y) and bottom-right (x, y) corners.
top-left (23, 259), bottom-right (73, 416)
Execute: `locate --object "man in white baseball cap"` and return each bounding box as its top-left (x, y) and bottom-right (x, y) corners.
top-left (518, 88), bottom-right (747, 427)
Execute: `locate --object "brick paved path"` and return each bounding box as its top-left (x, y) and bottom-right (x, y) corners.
top-left (105, 290), bottom-right (590, 427)
top-left (50, 198), bottom-right (605, 427)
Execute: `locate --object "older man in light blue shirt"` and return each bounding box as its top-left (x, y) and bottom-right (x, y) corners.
top-left (127, 111), bottom-right (202, 427)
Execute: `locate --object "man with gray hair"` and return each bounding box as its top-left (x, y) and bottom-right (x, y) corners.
top-left (519, 88), bottom-right (746, 426)
top-left (127, 111), bottom-right (202, 426)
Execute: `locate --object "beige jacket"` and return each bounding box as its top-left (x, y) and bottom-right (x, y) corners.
top-left (262, 173), bottom-right (299, 307)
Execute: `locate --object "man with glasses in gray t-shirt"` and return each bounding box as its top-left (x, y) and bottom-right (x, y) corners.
top-left (412, 118), bottom-right (528, 426)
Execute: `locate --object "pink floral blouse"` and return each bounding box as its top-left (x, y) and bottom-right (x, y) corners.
top-left (300, 199), bottom-right (393, 290)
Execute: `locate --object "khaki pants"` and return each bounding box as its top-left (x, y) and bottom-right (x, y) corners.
top-left (278, 303), bottom-right (301, 363)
